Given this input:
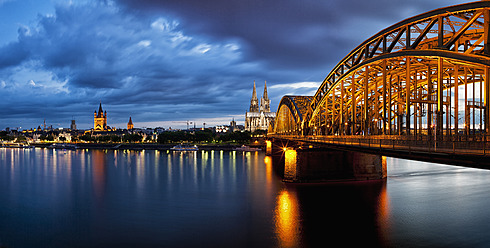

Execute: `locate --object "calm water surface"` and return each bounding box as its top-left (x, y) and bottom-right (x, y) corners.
top-left (1, 148), bottom-right (490, 247)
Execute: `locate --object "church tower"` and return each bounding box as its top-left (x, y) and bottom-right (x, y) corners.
top-left (260, 81), bottom-right (271, 112)
top-left (249, 81), bottom-right (259, 112)
top-left (94, 102), bottom-right (107, 131)
top-left (71, 119), bottom-right (77, 130)
top-left (127, 117), bottom-right (134, 130)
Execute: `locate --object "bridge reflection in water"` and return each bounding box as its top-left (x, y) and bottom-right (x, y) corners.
top-left (270, 1), bottom-right (490, 171)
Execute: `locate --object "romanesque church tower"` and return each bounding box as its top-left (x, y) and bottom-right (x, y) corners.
top-left (94, 102), bottom-right (107, 131)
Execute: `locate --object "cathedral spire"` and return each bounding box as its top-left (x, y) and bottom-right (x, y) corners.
top-left (249, 81), bottom-right (259, 112)
top-left (260, 81), bottom-right (271, 112)
top-left (263, 80), bottom-right (269, 100)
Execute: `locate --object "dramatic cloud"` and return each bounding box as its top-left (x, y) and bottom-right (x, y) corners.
top-left (0, 1), bottom-right (264, 129)
top-left (114, 0), bottom-right (470, 71)
top-left (0, 0), bottom-right (474, 129)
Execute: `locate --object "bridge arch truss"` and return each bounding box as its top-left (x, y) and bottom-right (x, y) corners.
top-left (277, 1), bottom-right (490, 139)
top-left (273, 96), bottom-right (313, 135)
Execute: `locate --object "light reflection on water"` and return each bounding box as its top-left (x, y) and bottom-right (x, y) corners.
top-left (274, 189), bottom-right (300, 248)
top-left (2, 148), bottom-right (490, 247)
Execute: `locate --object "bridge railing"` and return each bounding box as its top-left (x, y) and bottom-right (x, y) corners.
top-left (271, 134), bottom-right (490, 156)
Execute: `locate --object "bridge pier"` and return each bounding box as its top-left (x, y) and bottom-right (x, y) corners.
top-left (269, 139), bottom-right (386, 182)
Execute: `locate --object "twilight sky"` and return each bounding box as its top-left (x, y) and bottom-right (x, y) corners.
top-left (0, 0), bottom-right (473, 130)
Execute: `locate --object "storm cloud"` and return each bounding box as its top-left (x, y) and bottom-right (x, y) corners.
top-left (0, 0), bottom-right (472, 129)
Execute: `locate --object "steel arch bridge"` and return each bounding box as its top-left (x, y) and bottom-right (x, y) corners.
top-left (273, 96), bottom-right (313, 135)
top-left (273, 1), bottom-right (490, 144)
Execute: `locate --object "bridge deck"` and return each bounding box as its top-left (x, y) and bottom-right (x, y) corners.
top-left (271, 135), bottom-right (490, 169)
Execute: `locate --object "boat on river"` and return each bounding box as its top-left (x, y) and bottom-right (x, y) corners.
top-left (170, 144), bottom-right (199, 151)
top-left (234, 145), bottom-right (261, 152)
top-left (49, 143), bottom-right (79, 150)
top-left (2, 143), bottom-right (34, 149)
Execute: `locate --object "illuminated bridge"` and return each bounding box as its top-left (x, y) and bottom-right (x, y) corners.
top-left (268, 1), bottom-right (490, 181)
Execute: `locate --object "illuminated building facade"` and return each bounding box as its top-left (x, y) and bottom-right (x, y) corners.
top-left (245, 81), bottom-right (276, 132)
top-left (94, 102), bottom-right (107, 131)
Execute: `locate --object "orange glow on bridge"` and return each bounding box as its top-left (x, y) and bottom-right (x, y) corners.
top-left (266, 140), bottom-right (272, 154)
top-left (284, 148), bottom-right (297, 181)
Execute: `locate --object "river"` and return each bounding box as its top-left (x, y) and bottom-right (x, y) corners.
top-left (0, 147), bottom-right (489, 247)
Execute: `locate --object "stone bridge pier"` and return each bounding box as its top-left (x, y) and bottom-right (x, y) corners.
top-left (267, 138), bottom-right (386, 182)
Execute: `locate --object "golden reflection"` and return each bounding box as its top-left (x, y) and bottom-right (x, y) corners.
top-left (263, 156), bottom-right (274, 199)
top-left (231, 151), bottom-right (236, 186)
top-left (80, 149), bottom-right (86, 179)
top-left (253, 151), bottom-right (259, 181)
top-left (91, 150), bottom-right (106, 200)
top-left (154, 150), bottom-right (159, 180)
top-left (274, 189), bottom-right (301, 248)
top-left (113, 150), bottom-right (119, 167)
top-left (264, 156), bottom-right (272, 184)
top-left (136, 150), bottom-right (145, 186)
top-left (167, 154), bottom-right (172, 185)
top-left (193, 150), bottom-right (198, 186)
top-left (10, 148), bottom-right (15, 170)
top-left (51, 149), bottom-right (58, 179)
top-left (377, 181), bottom-right (391, 243)
top-left (220, 151), bottom-right (225, 181)
top-left (65, 150), bottom-right (73, 180)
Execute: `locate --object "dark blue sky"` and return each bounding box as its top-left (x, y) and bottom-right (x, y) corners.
top-left (0, 0), bottom-right (471, 130)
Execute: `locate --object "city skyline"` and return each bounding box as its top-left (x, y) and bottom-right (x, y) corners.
top-left (0, 0), bottom-right (472, 130)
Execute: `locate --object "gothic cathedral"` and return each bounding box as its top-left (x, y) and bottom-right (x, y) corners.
top-left (245, 81), bottom-right (276, 132)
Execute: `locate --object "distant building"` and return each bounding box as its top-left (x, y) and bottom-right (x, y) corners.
top-left (58, 131), bottom-right (72, 142)
top-left (245, 81), bottom-right (276, 132)
top-left (215, 125), bottom-right (229, 133)
top-left (230, 118), bottom-right (237, 132)
top-left (94, 102), bottom-right (108, 131)
top-left (127, 117), bottom-right (134, 130)
top-left (71, 119), bottom-right (77, 130)
top-left (154, 127), bottom-right (165, 134)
